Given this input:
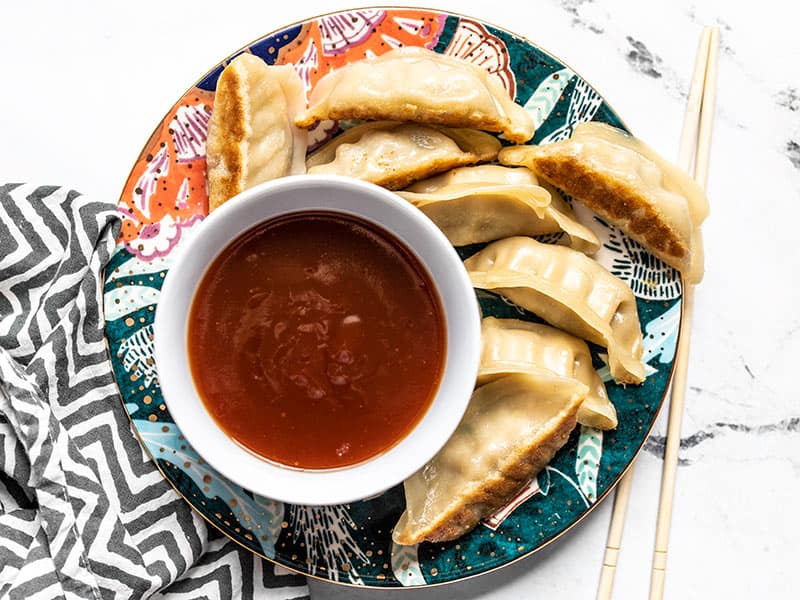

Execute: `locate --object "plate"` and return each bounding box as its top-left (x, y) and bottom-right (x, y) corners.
top-left (103, 7), bottom-right (682, 588)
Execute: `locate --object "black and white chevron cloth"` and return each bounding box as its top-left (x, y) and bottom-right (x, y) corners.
top-left (0, 184), bottom-right (309, 599)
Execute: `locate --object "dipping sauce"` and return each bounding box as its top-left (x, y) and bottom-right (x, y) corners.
top-left (187, 212), bottom-right (446, 469)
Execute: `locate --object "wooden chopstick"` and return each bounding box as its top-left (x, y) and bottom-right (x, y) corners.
top-left (595, 26), bottom-right (718, 600)
top-left (649, 26), bottom-right (719, 600)
top-left (596, 461), bottom-right (635, 599)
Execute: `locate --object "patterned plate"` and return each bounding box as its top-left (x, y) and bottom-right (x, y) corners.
top-left (103, 7), bottom-right (681, 588)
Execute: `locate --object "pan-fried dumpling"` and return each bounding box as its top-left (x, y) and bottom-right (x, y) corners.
top-left (295, 47), bottom-right (534, 143)
top-left (306, 121), bottom-right (501, 190)
top-left (398, 165), bottom-right (600, 252)
top-left (206, 54), bottom-right (307, 211)
top-left (479, 317), bottom-right (616, 429)
top-left (499, 122), bottom-right (709, 282)
top-left (393, 373), bottom-right (586, 545)
top-left (465, 236), bottom-right (645, 384)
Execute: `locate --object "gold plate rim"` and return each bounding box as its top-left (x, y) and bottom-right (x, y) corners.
top-left (105, 4), bottom-right (678, 590)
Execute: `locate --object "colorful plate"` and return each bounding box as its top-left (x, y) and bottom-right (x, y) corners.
top-left (103, 7), bottom-right (681, 588)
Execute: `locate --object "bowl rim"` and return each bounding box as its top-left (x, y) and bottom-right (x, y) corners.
top-left (154, 174), bottom-right (481, 505)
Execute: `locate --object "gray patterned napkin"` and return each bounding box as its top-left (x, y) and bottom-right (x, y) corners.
top-left (0, 184), bottom-right (309, 599)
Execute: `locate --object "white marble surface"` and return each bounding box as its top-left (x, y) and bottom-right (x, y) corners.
top-left (2, 1), bottom-right (798, 598)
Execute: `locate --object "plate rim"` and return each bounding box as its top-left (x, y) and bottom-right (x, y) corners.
top-left (103, 4), bottom-right (681, 589)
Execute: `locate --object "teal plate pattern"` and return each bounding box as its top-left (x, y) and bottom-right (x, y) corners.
top-left (103, 7), bottom-right (681, 588)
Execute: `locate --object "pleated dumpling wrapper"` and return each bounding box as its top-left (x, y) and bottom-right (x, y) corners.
top-left (465, 237), bottom-right (646, 384)
top-left (206, 54), bottom-right (307, 211)
top-left (499, 122), bottom-right (709, 282)
top-left (295, 47), bottom-right (534, 143)
top-left (306, 121), bottom-right (501, 190)
top-left (398, 165), bottom-right (600, 252)
top-left (479, 317), bottom-right (616, 430)
top-left (393, 373), bottom-right (587, 545)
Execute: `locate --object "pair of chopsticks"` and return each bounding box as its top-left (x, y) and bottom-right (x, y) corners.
top-left (596, 26), bottom-right (720, 600)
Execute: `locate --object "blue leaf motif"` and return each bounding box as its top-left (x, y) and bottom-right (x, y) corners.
top-left (575, 426), bottom-right (603, 503)
top-left (133, 420), bottom-right (284, 558)
top-left (597, 302), bottom-right (680, 381)
top-left (642, 300), bottom-right (681, 365)
top-left (391, 541), bottom-right (427, 586)
top-left (524, 67), bottom-right (574, 129)
top-left (539, 78), bottom-right (603, 143)
top-left (104, 286), bottom-right (161, 321)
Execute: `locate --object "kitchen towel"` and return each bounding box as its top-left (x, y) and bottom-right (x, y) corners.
top-left (0, 183), bottom-right (309, 599)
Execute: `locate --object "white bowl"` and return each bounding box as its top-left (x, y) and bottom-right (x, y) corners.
top-left (154, 175), bottom-right (481, 505)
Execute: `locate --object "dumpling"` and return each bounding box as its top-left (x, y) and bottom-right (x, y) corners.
top-left (398, 165), bottom-right (600, 252)
top-left (295, 47), bottom-right (534, 143)
top-left (393, 373), bottom-right (586, 545)
top-left (306, 121), bottom-right (501, 190)
top-left (479, 317), bottom-right (616, 429)
top-left (206, 54), bottom-right (307, 211)
top-left (499, 122), bottom-right (709, 282)
top-left (537, 181), bottom-right (602, 254)
top-left (464, 236), bottom-right (645, 384)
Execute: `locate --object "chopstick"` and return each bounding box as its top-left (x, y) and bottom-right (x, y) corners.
top-left (649, 27), bottom-right (719, 600)
top-left (596, 461), bottom-right (635, 599)
top-left (595, 26), bottom-right (719, 600)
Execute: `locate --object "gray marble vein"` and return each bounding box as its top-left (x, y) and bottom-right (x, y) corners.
top-left (643, 418), bottom-right (800, 465)
top-left (786, 140), bottom-right (800, 169)
top-left (625, 37), bottom-right (663, 79)
top-left (776, 87), bottom-right (799, 112)
top-left (558, 0), bottom-right (605, 34)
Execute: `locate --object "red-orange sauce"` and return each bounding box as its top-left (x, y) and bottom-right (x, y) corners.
top-left (188, 212), bottom-right (445, 469)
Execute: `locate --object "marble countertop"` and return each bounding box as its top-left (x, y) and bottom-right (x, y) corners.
top-left (2, 1), bottom-right (797, 598)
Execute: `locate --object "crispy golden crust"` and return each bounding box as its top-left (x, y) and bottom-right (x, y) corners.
top-left (393, 407), bottom-right (578, 545)
top-left (206, 65), bottom-right (247, 211)
top-left (526, 155), bottom-right (688, 262)
top-left (296, 106), bottom-right (510, 139)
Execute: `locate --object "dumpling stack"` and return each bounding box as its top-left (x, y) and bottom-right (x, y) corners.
top-left (295, 46), bottom-right (535, 142)
top-left (298, 47), bottom-right (535, 187)
top-left (205, 47), bottom-right (535, 206)
top-left (204, 46), bottom-right (708, 546)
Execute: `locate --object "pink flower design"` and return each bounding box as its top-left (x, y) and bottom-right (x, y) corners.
top-left (133, 145), bottom-right (170, 219)
top-left (124, 173), bottom-right (203, 260)
top-left (124, 211), bottom-right (203, 260)
top-left (293, 38), bottom-right (319, 95)
top-left (319, 10), bottom-right (386, 56)
top-left (170, 104), bottom-right (211, 162)
top-left (444, 19), bottom-right (517, 99)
